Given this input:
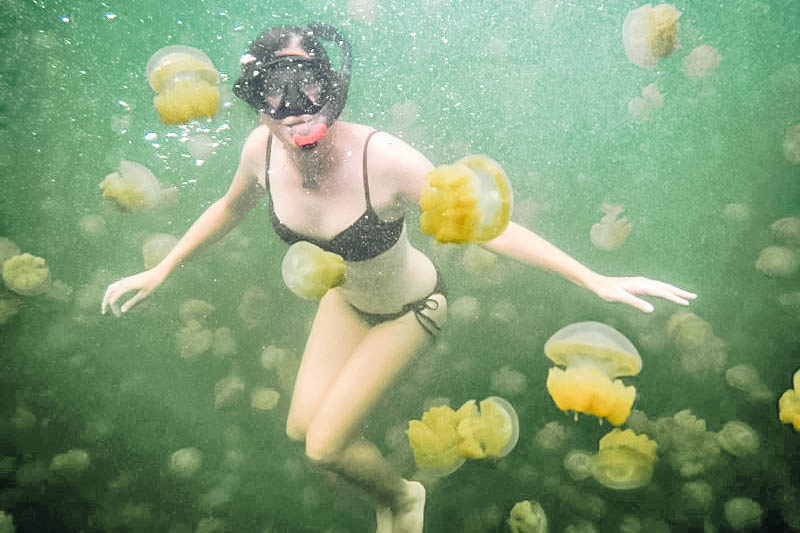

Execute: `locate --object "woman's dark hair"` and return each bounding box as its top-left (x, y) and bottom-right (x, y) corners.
top-left (233, 23), bottom-right (351, 122)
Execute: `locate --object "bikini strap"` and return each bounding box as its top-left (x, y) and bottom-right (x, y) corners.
top-left (264, 132), bottom-right (274, 191)
top-left (362, 130), bottom-right (379, 210)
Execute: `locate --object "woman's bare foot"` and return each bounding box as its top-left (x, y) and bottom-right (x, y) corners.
top-left (391, 480), bottom-right (425, 533)
top-left (376, 503), bottom-right (392, 533)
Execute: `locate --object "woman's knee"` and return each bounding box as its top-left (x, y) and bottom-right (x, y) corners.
top-left (303, 422), bottom-right (343, 464)
top-left (285, 417), bottom-right (307, 443)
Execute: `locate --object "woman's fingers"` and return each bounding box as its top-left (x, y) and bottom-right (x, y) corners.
top-left (120, 290), bottom-right (147, 313)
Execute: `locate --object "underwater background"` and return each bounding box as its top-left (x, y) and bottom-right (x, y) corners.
top-left (1, 0), bottom-right (799, 531)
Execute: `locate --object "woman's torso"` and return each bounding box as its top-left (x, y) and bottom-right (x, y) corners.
top-left (252, 122), bottom-right (438, 313)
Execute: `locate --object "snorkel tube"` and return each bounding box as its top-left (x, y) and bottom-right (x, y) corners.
top-left (292, 23), bottom-right (352, 147)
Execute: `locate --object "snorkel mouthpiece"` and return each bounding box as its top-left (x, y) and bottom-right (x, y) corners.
top-left (292, 123), bottom-right (327, 146)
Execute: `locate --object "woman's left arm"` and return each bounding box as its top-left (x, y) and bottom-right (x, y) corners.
top-left (483, 222), bottom-right (696, 313)
top-left (374, 133), bottom-right (696, 313)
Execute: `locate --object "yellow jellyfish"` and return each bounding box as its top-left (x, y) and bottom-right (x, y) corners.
top-left (2, 253), bottom-right (51, 296)
top-left (683, 44), bottom-right (722, 79)
top-left (622, 3), bottom-right (682, 69)
top-left (419, 155), bottom-right (514, 244)
top-left (145, 45), bottom-right (220, 125)
top-left (456, 396), bottom-right (519, 460)
top-left (99, 160), bottom-right (164, 212)
top-left (507, 500), bottom-right (548, 533)
top-left (407, 401), bottom-right (477, 473)
top-left (544, 322), bottom-right (642, 426)
top-left (591, 428), bottom-right (657, 490)
top-left (779, 369), bottom-right (800, 431)
top-left (281, 241), bottom-right (346, 300)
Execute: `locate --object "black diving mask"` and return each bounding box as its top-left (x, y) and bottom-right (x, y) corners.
top-left (261, 56), bottom-right (330, 119)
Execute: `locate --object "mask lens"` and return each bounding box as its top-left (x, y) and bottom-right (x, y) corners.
top-left (263, 59), bottom-right (326, 119)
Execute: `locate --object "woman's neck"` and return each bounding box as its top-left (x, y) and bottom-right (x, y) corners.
top-left (291, 124), bottom-right (341, 189)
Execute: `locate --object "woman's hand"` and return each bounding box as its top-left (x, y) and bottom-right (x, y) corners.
top-left (586, 274), bottom-right (697, 313)
top-left (101, 268), bottom-right (168, 316)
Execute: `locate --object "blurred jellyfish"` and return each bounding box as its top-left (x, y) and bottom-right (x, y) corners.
top-left (50, 448), bottom-right (90, 478)
top-left (723, 203), bottom-right (750, 223)
top-left (214, 375), bottom-right (246, 409)
top-left (0, 510), bottom-right (14, 533)
top-left (78, 214), bottom-right (107, 237)
top-left (716, 421), bottom-right (759, 458)
top-left (142, 233), bottom-right (178, 270)
top-left (507, 500), bottom-right (548, 533)
top-left (563, 520), bottom-right (598, 533)
top-left (99, 160), bottom-right (165, 212)
top-left (195, 517), bottom-right (225, 533)
top-left (389, 99), bottom-right (420, 133)
top-left (650, 409), bottom-right (722, 478)
top-left (770, 215), bottom-right (800, 247)
top-left (176, 320), bottom-right (213, 360)
top-left (179, 299), bottom-right (215, 323)
top-left (667, 311), bottom-right (727, 374)
top-left (681, 479), bottom-right (713, 513)
top-left (238, 286), bottom-right (270, 329)
top-left (755, 245), bottom-right (799, 278)
top-left (250, 387), bottom-right (280, 411)
top-left (558, 485), bottom-right (607, 519)
top-left (622, 3), bottom-right (682, 69)
top-left (185, 133), bottom-right (215, 160)
top-left (591, 429), bottom-right (657, 490)
top-left (544, 322), bottom-right (642, 425)
top-left (0, 298), bottom-right (19, 326)
top-left (535, 421), bottom-right (568, 451)
top-left (628, 83), bottom-right (664, 123)
top-left (726, 364), bottom-right (774, 402)
top-left (490, 365), bottom-right (528, 396)
top-left (449, 295), bottom-right (480, 322)
top-left (619, 516), bottom-right (641, 533)
top-left (462, 245), bottom-right (501, 281)
top-left (146, 45), bottom-right (220, 125)
top-left (45, 279), bottom-right (73, 302)
top-left (683, 44), bottom-right (722, 79)
top-left (0, 237), bottom-right (20, 265)
top-left (169, 447), bottom-right (202, 478)
top-left (563, 450), bottom-right (594, 481)
top-left (784, 123), bottom-right (800, 165)
top-left (531, 0), bottom-right (557, 30)
top-left (347, 0), bottom-right (377, 24)
top-left (2, 253), bottom-right (51, 296)
top-left (261, 344), bottom-right (290, 370)
top-left (212, 327), bottom-right (236, 357)
top-left (590, 201), bottom-right (632, 251)
top-left (724, 497), bottom-right (763, 531)
top-left (489, 301), bottom-right (517, 323)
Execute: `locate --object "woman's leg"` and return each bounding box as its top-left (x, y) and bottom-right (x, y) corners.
top-left (304, 294), bottom-right (448, 533)
top-left (285, 289), bottom-right (370, 441)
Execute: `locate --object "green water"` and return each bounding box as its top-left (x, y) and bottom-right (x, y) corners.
top-left (1, 0), bottom-right (799, 531)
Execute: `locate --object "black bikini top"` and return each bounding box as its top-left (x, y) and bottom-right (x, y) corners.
top-left (265, 130), bottom-right (405, 262)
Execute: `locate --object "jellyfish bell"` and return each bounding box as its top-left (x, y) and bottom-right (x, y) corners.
top-left (169, 447), bottom-right (203, 479)
top-left (507, 500), bottom-right (548, 533)
top-left (544, 322), bottom-right (642, 426)
top-left (591, 429), bottom-right (657, 490)
top-left (622, 3), bottom-right (682, 69)
top-left (724, 497), bottom-right (763, 531)
top-left (419, 155), bottom-right (514, 244)
top-left (281, 241), bottom-right (346, 300)
top-left (145, 45), bottom-right (220, 125)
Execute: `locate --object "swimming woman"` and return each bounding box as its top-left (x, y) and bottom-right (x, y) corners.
top-left (102, 23), bottom-right (696, 533)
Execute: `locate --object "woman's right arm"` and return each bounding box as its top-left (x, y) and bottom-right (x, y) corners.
top-left (101, 128), bottom-right (267, 316)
